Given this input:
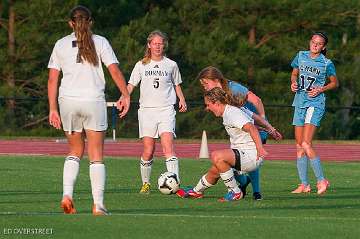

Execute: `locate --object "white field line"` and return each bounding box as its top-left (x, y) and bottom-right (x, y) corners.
top-left (0, 212), bottom-right (359, 221)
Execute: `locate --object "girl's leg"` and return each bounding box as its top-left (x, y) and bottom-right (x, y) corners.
top-left (61, 131), bottom-right (84, 214)
top-left (139, 137), bottom-right (155, 193)
top-left (160, 132), bottom-right (180, 182)
top-left (86, 130), bottom-right (107, 213)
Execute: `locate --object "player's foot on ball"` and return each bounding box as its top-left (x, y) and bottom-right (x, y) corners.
top-left (92, 204), bottom-right (109, 216)
top-left (317, 179), bottom-right (330, 195)
top-left (218, 191), bottom-right (243, 202)
top-left (61, 195), bottom-right (76, 214)
top-left (291, 184), bottom-right (311, 194)
top-left (139, 182), bottom-right (150, 194)
top-left (253, 192), bottom-right (263, 201)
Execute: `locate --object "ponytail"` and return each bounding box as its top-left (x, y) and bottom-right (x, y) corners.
top-left (70, 5), bottom-right (98, 66)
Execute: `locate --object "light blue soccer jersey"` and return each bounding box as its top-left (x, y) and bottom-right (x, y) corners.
top-left (228, 80), bottom-right (254, 111)
top-left (291, 51), bottom-right (336, 108)
top-left (228, 80), bottom-right (268, 141)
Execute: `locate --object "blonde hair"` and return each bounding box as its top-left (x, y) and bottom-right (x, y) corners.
top-left (70, 5), bottom-right (98, 66)
top-left (141, 30), bottom-right (168, 65)
top-left (204, 87), bottom-right (246, 108)
top-left (198, 66), bottom-right (247, 104)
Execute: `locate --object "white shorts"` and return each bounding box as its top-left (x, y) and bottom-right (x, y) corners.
top-left (138, 106), bottom-right (176, 138)
top-left (59, 98), bottom-right (107, 132)
top-left (233, 148), bottom-right (263, 173)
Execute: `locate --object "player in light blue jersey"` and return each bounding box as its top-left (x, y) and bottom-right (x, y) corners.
top-left (290, 32), bottom-right (338, 195)
top-left (198, 66), bottom-right (274, 200)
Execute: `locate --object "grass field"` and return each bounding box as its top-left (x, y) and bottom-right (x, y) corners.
top-left (0, 155), bottom-right (359, 239)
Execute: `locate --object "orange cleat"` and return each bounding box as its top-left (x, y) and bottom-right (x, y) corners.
top-left (61, 196), bottom-right (76, 214)
top-left (291, 184), bottom-right (311, 194)
top-left (92, 204), bottom-right (109, 216)
top-left (317, 179), bottom-right (330, 195)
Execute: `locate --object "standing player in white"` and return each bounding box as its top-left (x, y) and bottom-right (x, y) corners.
top-left (48, 5), bottom-right (130, 215)
top-left (124, 30), bottom-right (187, 194)
top-left (178, 87), bottom-right (267, 201)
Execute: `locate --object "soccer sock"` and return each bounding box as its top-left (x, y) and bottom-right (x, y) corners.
top-left (234, 170), bottom-right (250, 186)
top-left (297, 155), bottom-right (309, 185)
top-left (63, 156), bottom-right (80, 199)
top-left (140, 158), bottom-right (153, 184)
top-left (310, 156), bottom-right (325, 182)
top-left (89, 162), bottom-right (106, 207)
top-left (166, 156), bottom-right (180, 183)
top-left (220, 169), bottom-right (241, 193)
top-left (193, 175), bottom-right (214, 193)
top-left (249, 168), bottom-right (260, 193)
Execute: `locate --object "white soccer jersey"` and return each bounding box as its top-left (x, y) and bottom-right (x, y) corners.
top-left (222, 105), bottom-right (256, 150)
top-left (48, 33), bottom-right (119, 101)
top-left (128, 57), bottom-right (182, 108)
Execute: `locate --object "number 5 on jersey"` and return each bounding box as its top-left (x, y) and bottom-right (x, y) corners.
top-left (153, 78), bottom-right (160, 88)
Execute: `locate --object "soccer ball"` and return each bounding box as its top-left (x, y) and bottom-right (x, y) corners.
top-left (157, 172), bottom-right (179, 195)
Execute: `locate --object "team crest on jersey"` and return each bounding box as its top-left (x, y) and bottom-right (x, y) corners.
top-left (154, 65), bottom-right (159, 68)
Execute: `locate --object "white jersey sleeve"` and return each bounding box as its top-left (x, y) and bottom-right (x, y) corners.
top-left (128, 61), bottom-right (142, 87)
top-left (240, 107), bottom-right (254, 118)
top-left (99, 37), bottom-right (119, 67)
top-left (48, 41), bottom-right (61, 71)
top-left (171, 63), bottom-right (182, 86)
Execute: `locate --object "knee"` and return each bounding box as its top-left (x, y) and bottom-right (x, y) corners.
top-left (301, 141), bottom-right (312, 151)
top-left (296, 144), bottom-right (304, 154)
top-left (210, 151), bottom-right (222, 165)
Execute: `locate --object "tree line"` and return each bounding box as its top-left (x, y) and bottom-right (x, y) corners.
top-left (0, 0), bottom-right (359, 139)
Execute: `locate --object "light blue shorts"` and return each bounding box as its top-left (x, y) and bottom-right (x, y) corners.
top-left (292, 107), bottom-right (325, 127)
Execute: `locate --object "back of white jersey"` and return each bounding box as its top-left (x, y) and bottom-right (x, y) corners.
top-left (222, 105), bottom-right (256, 150)
top-left (129, 57), bottom-right (182, 108)
top-left (48, 33), bottom-right (119, 101)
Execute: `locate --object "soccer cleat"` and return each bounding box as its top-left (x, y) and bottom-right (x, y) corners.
top-left (187, 189), bottom-right (204, 199)
top-left (291, 184), bottom-right (311, 194)
top-left (60, 195), bottom-right (76, 214)
top-left (139, 182), bottom-right (151, 194)
top-left (218, 191), bottom-right (243, 202)
top-left (92, 204), bottom-right (109, 216)
top-left (317, 179), bottom-right (330, 195)
top-left (253, 192), bottom-right (263, 201)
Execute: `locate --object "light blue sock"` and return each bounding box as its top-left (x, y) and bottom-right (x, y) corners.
top-left (310, 156), bottom-right (325, 181)
top-left (249, 168), bottom-right (260, 193)
top-left (297, 156), bottom-right (309, 185)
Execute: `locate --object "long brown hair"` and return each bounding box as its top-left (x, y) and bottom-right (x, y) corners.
top-left (198, 66), bottom-right (246, 104)
top-left (141, 30), bottom-right (168, 65)
top-left (204, 87), bottom-right (246, 108)
top-left (70, 5), bottom-right (98, 66)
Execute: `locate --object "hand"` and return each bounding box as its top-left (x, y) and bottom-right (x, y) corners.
top-left (257, 147), bottom-right (268, 160)
top-left (291, 82), bottom-right (298, 92)
top-left (49, 110), bottom-right (62, 129)
top-left (178, 99), bottom-right (187, 112)
top-left (268, 127), bottom-right (283, 141)
top-left (116, 95), bottom-right (130, 118)
top-left (307, 87), bottom-right (323, 97)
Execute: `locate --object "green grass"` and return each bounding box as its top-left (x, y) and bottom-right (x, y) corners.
top-left (0, 156), bottom-right (359, 239)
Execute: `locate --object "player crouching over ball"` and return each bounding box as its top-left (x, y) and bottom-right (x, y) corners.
top-left (177, 87), bottom-right (268, 202)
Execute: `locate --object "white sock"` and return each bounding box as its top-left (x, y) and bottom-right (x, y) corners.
top-left (89, 163), bottom-right (106, 207)
top-left (193, 175), bottom-right (214, 193)
top-left (63, 156), bottom-right (80, 199)
top-left (140, 158), bottom-right (153, 184)
top-left (220, 169), bottom-right (241, 193)
top-left (166, 156), bottom-right (180, 183)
